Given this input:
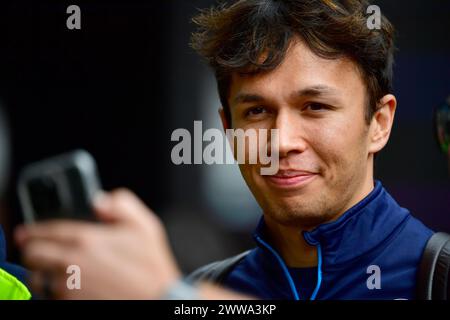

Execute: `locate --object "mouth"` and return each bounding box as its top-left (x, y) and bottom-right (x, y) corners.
top-left (264, 170), bottom-right (318, 189)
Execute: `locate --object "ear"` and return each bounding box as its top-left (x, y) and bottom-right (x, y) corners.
top-left (219, 108), bottom-right (230, 130)
top-left (368, 94), bottom-right (397, 154)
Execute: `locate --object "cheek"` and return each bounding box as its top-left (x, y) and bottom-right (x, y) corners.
top-left (231, 122), bottom-right (274, 163)
top-left (306, 116), bottom-right (368, 172)
top-left (238, 163), bottom-right (261, 197)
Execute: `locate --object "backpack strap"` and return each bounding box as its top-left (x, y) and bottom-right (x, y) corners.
top-left (417, 232), bottom-right (450, 300)
top-left (186, 250), bottom-right (251, 284)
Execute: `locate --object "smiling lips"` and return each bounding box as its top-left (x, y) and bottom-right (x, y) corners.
top-left (265, 170), bottom-right (318, 188)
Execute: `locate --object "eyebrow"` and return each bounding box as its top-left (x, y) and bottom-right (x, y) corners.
top-left (233, 93), bottom-right (265, 104)
top-left (233, 85), bottom-right (340, 105)
top-left (292, 85), bottom-right (340, 99)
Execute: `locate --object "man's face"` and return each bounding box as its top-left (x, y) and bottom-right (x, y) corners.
top-left (227, 38), bottom-right (375, 229)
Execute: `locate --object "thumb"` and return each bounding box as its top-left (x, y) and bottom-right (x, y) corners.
top-left (93, 188), bottom-right (158, 226)
top-left (92, 191), bottom-right (118, 223)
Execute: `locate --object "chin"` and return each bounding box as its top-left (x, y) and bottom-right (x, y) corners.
top-left (264, 200), bottom-right (333, 230)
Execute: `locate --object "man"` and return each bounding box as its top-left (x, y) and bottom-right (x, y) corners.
top-left (16, 0), bottom-right (434, 300)
top-left (186, 0), bottom-right (433, 300)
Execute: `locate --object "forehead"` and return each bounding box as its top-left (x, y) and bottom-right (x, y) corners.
top-left (228, 38), bottom-right (366, 105)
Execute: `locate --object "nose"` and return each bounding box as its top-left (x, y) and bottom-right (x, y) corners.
top-left (275, 109), bottom-right (308, 158)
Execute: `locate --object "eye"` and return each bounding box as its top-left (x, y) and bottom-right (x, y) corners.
top-left (245, 106), bottom-right (268, 117)
top-left (304, 102), bottom-right (328, 111)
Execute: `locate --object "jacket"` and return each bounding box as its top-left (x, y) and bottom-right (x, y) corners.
top-left (219, 181), bottom-right (434, 299)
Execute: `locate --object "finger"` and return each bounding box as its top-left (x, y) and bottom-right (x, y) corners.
top-left (16, 220), bottom-right (97, 246)
top-left (22, 239), bottom-right (76, 273)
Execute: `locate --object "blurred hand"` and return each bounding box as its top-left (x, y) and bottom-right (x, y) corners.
top-left (15, 189), bottom-right (181, 299)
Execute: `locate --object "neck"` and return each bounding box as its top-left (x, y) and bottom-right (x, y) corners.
top-left (264, 214), bottom-right (318, 268)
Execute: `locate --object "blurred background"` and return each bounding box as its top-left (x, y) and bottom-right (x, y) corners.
top-left (0, 0), bottom-right (449, 273)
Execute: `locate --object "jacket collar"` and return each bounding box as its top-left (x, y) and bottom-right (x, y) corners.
top-left (253, 180), bottom-right (411, 268)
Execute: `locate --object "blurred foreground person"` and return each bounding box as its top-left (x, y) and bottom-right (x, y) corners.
top-left (0, 105), bottom-right (31, 300)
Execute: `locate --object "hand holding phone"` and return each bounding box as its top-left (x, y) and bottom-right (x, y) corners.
top-left (17, 150), bottom-right (102, 223)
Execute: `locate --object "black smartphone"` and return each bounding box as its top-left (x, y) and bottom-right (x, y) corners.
top-left (17, 149), bottom-right (102, 223)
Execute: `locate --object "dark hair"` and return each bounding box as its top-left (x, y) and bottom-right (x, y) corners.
top-left (191, 0), bottom-right (395, 125)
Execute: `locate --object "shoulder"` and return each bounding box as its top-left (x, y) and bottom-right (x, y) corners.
top-left (185, 250), bottom-right (252, 284)
top-left (380, 211), bottom-right (435, 270)
top-left (400, 213), bottom-right (434, 246)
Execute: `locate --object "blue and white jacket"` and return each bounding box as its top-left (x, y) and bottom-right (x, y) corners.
top-left (223, 181), bottom-right (434, 300)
